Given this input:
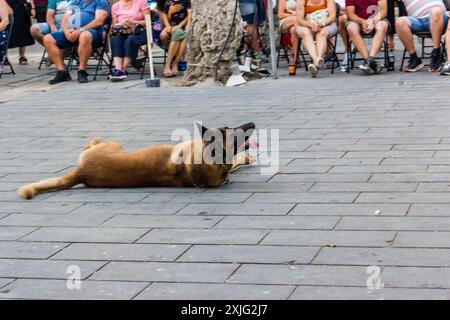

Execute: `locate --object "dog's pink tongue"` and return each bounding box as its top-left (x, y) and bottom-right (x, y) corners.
top-left (246, 139), bottom-right (259, 150)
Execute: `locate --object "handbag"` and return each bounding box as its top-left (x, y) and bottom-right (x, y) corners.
top-left (306, 8), bottom-right (329, 24)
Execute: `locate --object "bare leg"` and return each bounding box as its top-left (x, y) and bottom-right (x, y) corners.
top-left (347, 22), bottom-right (369, 59)
top-left (300, 27), bottom-right (318, 63)
top-left (30, 24), bottom-right (45, 46)
top-left (396, 17), bottom-right (415, 54)
top-left (78, 31), bottom-right (93, 70)
top-left (43, 35), bottom-right (65, 70)
top-left (114, 57), bottom-right (124, 70)
top-left (19, 46), bottom-right (26, 58)
top-left (122, 57), bottom-right (132, 69)
top-left (429, 7), bottom-right (445, 49)
top-left (172, 38), bottom-right (186, 75)
top-left (164, 40), bottom-right (180, 77)
top-left (315, 28), bottom-right (329, 60)
top-left (338, 15), bottom-right (348, 52)
top-left (369, 20), bottom-right (389, 57)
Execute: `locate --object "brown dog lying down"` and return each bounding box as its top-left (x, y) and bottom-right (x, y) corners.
top-left (18, 123), bottom-right (256, 200)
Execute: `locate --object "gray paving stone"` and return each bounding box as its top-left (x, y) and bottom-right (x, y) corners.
top-left (211, 182), bottom-right (312, 193)
top-left (370, 173), bottom-right (450, 182)
top-left (215, 216), bottom-right (339, 230)
top-left (102, 215), bottom-right (221, 228)
top-left (0, 279), bottom-right (148, 300)
top-left (0, 202), bottom-right (83, 214)
top-left (356, 193), bottom-right (450, 204)
top-left (0, 227), bottom-right (37, 240)
top-left (70, 202), bottom-right (186, 215)
top-left (271, 173), bottom-right (371, 183)
top-left (409, 204), bottom-right (450, 216)
top-left (329, 165), bottom-right (428, 174)
top-left (262, 230), bottom-right (395, 247)
top-left (177, 203), bottom-right (295, 216)
top-left (247, 192), bottom-right (358, 204)
top-left (229, 264), bottom-right (368, 286)
top-left (142, 192), bottom-right (252, 203)
top-left (394, 232), bottom-right (450, 248)
top-left (90, 261), bottom-right (237, 283)
top-left (0, 213), bottom-right (113, 227)
top-left (336, 217), bottom-right (450, 231)
top-left (382, 267), bottom-right (450, 288)
top-left (0, 259), bottom-right (106, 279)
top-left (310, 183), bottom-right (416, 192)
top-left (314, 247), bottom-right (450, 267)
top-left (178, 245), bottom-right (319, 264)
top-left (51, 243), bottom-right (188, 262)
top-left (290, 286), bottom-right (450, 300)
top-left (290, 203), bottom-right (409, 216)
top-left (0, 278), bottom-right (14, 289)
top-left (135, 283), bottom-right (294, 300)
top-left (44, 192), bottom-right (150, 203)
top-left (0, 242), bottom-right (67, 259)
top-left (138, 228), bottom-right (267, 245)
top-left (21, 227), bottom-right (149, 243)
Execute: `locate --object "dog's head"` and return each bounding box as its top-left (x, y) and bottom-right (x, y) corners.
top-left (196, 122), bottom-right (256, 164)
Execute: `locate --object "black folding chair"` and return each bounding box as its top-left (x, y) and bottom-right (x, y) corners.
top-left (399, 32), bottom-right (446, 71)
top-left (0, 15), bottom-right (15, 79)
top-left (347, 27), bottom-right (390, 72)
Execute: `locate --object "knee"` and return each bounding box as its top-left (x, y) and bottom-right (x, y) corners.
top-left (79, 31), bottom-right (92, 46)
top-left (317, 28), bottom-right (328, 37)
top-left (43, 34), bottom-right (55, 47)
top-left (430, 7), bottom-right (444, 20)
top-left (396, 17), bottom-right (410, 31)
top-left (346, 23), bottom-right (359, 37)
top-left (30, 24), bottom-right (40, 36)
top-left (377, 21), bottom-right (389, 33)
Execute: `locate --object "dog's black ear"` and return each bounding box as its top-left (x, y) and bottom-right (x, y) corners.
top-left (196, 122), bottom-right (209, 138)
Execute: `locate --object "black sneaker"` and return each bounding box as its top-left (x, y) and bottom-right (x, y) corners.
top-left (77, 70), bottom-right (89, 83)
top-left (369, 60), bottom-right (384, 74)
top-left (49, 70), bottom-right (72, 85)
top-left (358, 60), bottom-right (371, 75)
top-left (429, 50), bottom-right (442, 72)
top-left (440, 61), bottom-right (450, 75)
top-left (404, 56), bottom-right (424, 72)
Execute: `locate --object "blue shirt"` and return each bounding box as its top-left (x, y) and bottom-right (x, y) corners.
top-left (68, 0), bottom-right (109, 30)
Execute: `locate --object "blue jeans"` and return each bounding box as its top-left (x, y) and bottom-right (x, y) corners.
top-left (110, 32), bottom-right (147, 60)
top-left (0, 19), bottom-right (12, 65)
top-left (407, 15), bottom-right (449, 33)
top-left (36, 22), bottom-right (61, 35)
top-left (50, 28), bottom-right (103, 49)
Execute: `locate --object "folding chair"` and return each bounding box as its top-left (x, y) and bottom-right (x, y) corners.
top-left (138, 44), bottom-right (167, 79)
top-left (65, 23), bottom-right (113, 80)
top-left (347, 28), bottom-right (390, 72)
top-left (399, 32), bottom-right (446, 71)
top-left (297, 3), bottom-right (341, 74)
top-left (0, 16), bottom-right (15, 79)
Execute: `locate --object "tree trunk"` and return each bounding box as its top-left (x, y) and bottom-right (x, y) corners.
top-left (182, 0), bottom-right (242, 86)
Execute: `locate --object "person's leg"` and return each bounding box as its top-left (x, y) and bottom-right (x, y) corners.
top-left (30, 23), bottom-right (48, 46)
top-left (77, 31), bottom-right (93, 71)
top-left (172, 38), bottom-right (187, 75)
top-left (429, 7), bottom-right (445, 49)
top-left (122, 32), bottom-right (147, 69)
top-left (111, 34), bottom-right (126, 70)
top-left (369, 20), bottom-right (389, 57)
top-left (446, 23), bottom-right (450, 62)
top-left (43, 34), bottom-right (66, 70)
top-left (339, 14), bottom-right (349, 51)
top-left (164, 39), bottom-right (180, 77)
top-left (396, 16), bottom-right (416, 54)
top-left (300, 27), bottom-right (318, 63)
top-left (346, 22), bottom-right (369, 59)
top-left (18, 46), bottom-right (27, 63)
top-left (315, 28), bottom-right (329, 61)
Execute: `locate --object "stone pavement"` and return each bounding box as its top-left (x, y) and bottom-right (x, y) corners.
top-left (2, 55), bottom-right (450, 299)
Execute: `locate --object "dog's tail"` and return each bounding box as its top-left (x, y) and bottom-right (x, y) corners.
top-left (18, 168), bottom-right (83, 200)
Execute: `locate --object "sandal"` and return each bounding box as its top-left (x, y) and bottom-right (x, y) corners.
top-left (288, 63), bottom-right (296, 76)
top-left (19, 57), bottom-right (28, 65)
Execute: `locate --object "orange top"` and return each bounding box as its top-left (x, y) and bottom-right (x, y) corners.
top-left (304, 0), bottom-right (327, 14)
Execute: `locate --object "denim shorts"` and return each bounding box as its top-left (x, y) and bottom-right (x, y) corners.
top-left (407, 14), bottom-right (449, 33)
top-left (37, 22), bottom-right (61, 35)
top-left (50, 28), bottom-right (103, 49)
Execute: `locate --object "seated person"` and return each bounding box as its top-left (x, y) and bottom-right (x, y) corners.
top-left (277, 0), bottom-right (298, 75)
top-left (239, 0), bottom-right (266, 64)
top-left (43, 0), bottom-right (109, 84)
top-left (442, 1), bottom-right (450, 75)
top-left (30, 0), bottom-right (72, 65)
top-left (158, 0), bottom-right (191, 78)
top-left (396, 0), bottom-right (448, 72)
top-left (296, 0), bottom-right (338, 78)
top-left (0, 0), bottom-right (13, 73)
top-left (346, 0), bottom-right (389, 75)
top-left (109, 0), bottom-right (149, 82)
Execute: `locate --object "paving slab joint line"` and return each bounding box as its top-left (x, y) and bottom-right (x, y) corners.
top-left (255, 230), bottom-right (271, 245)
top-left (387, 231), bottom-right (399, 247)
top-left (132, 228), bottom-right (153, 244)
top-left (84, 261), bottom-right (111, 281)
top-left (308, 246), bottom-right (324, 265)
top-left (404, 203), bottom-right (413, 216)
top-left (224, 264), bottom-right (243, 283)
top-left (45, 243), bottom-right (72, 260)
top-left (130, 282), bottom-right (152, 300)
top-left (173, 203), bottom-right (190, 215)
top-left (173, 244), bottom-right (194, 262)
top-left (285, 285), bottom-right (299, 300)
top-left (0, 278), bottom-right (16, 290)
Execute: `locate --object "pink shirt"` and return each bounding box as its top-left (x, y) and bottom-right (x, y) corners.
top-left (112, 0), bottom-right (148, 22)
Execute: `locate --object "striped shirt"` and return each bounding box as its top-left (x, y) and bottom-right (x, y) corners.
top-left (401, 0), bottom-right (446, 18)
